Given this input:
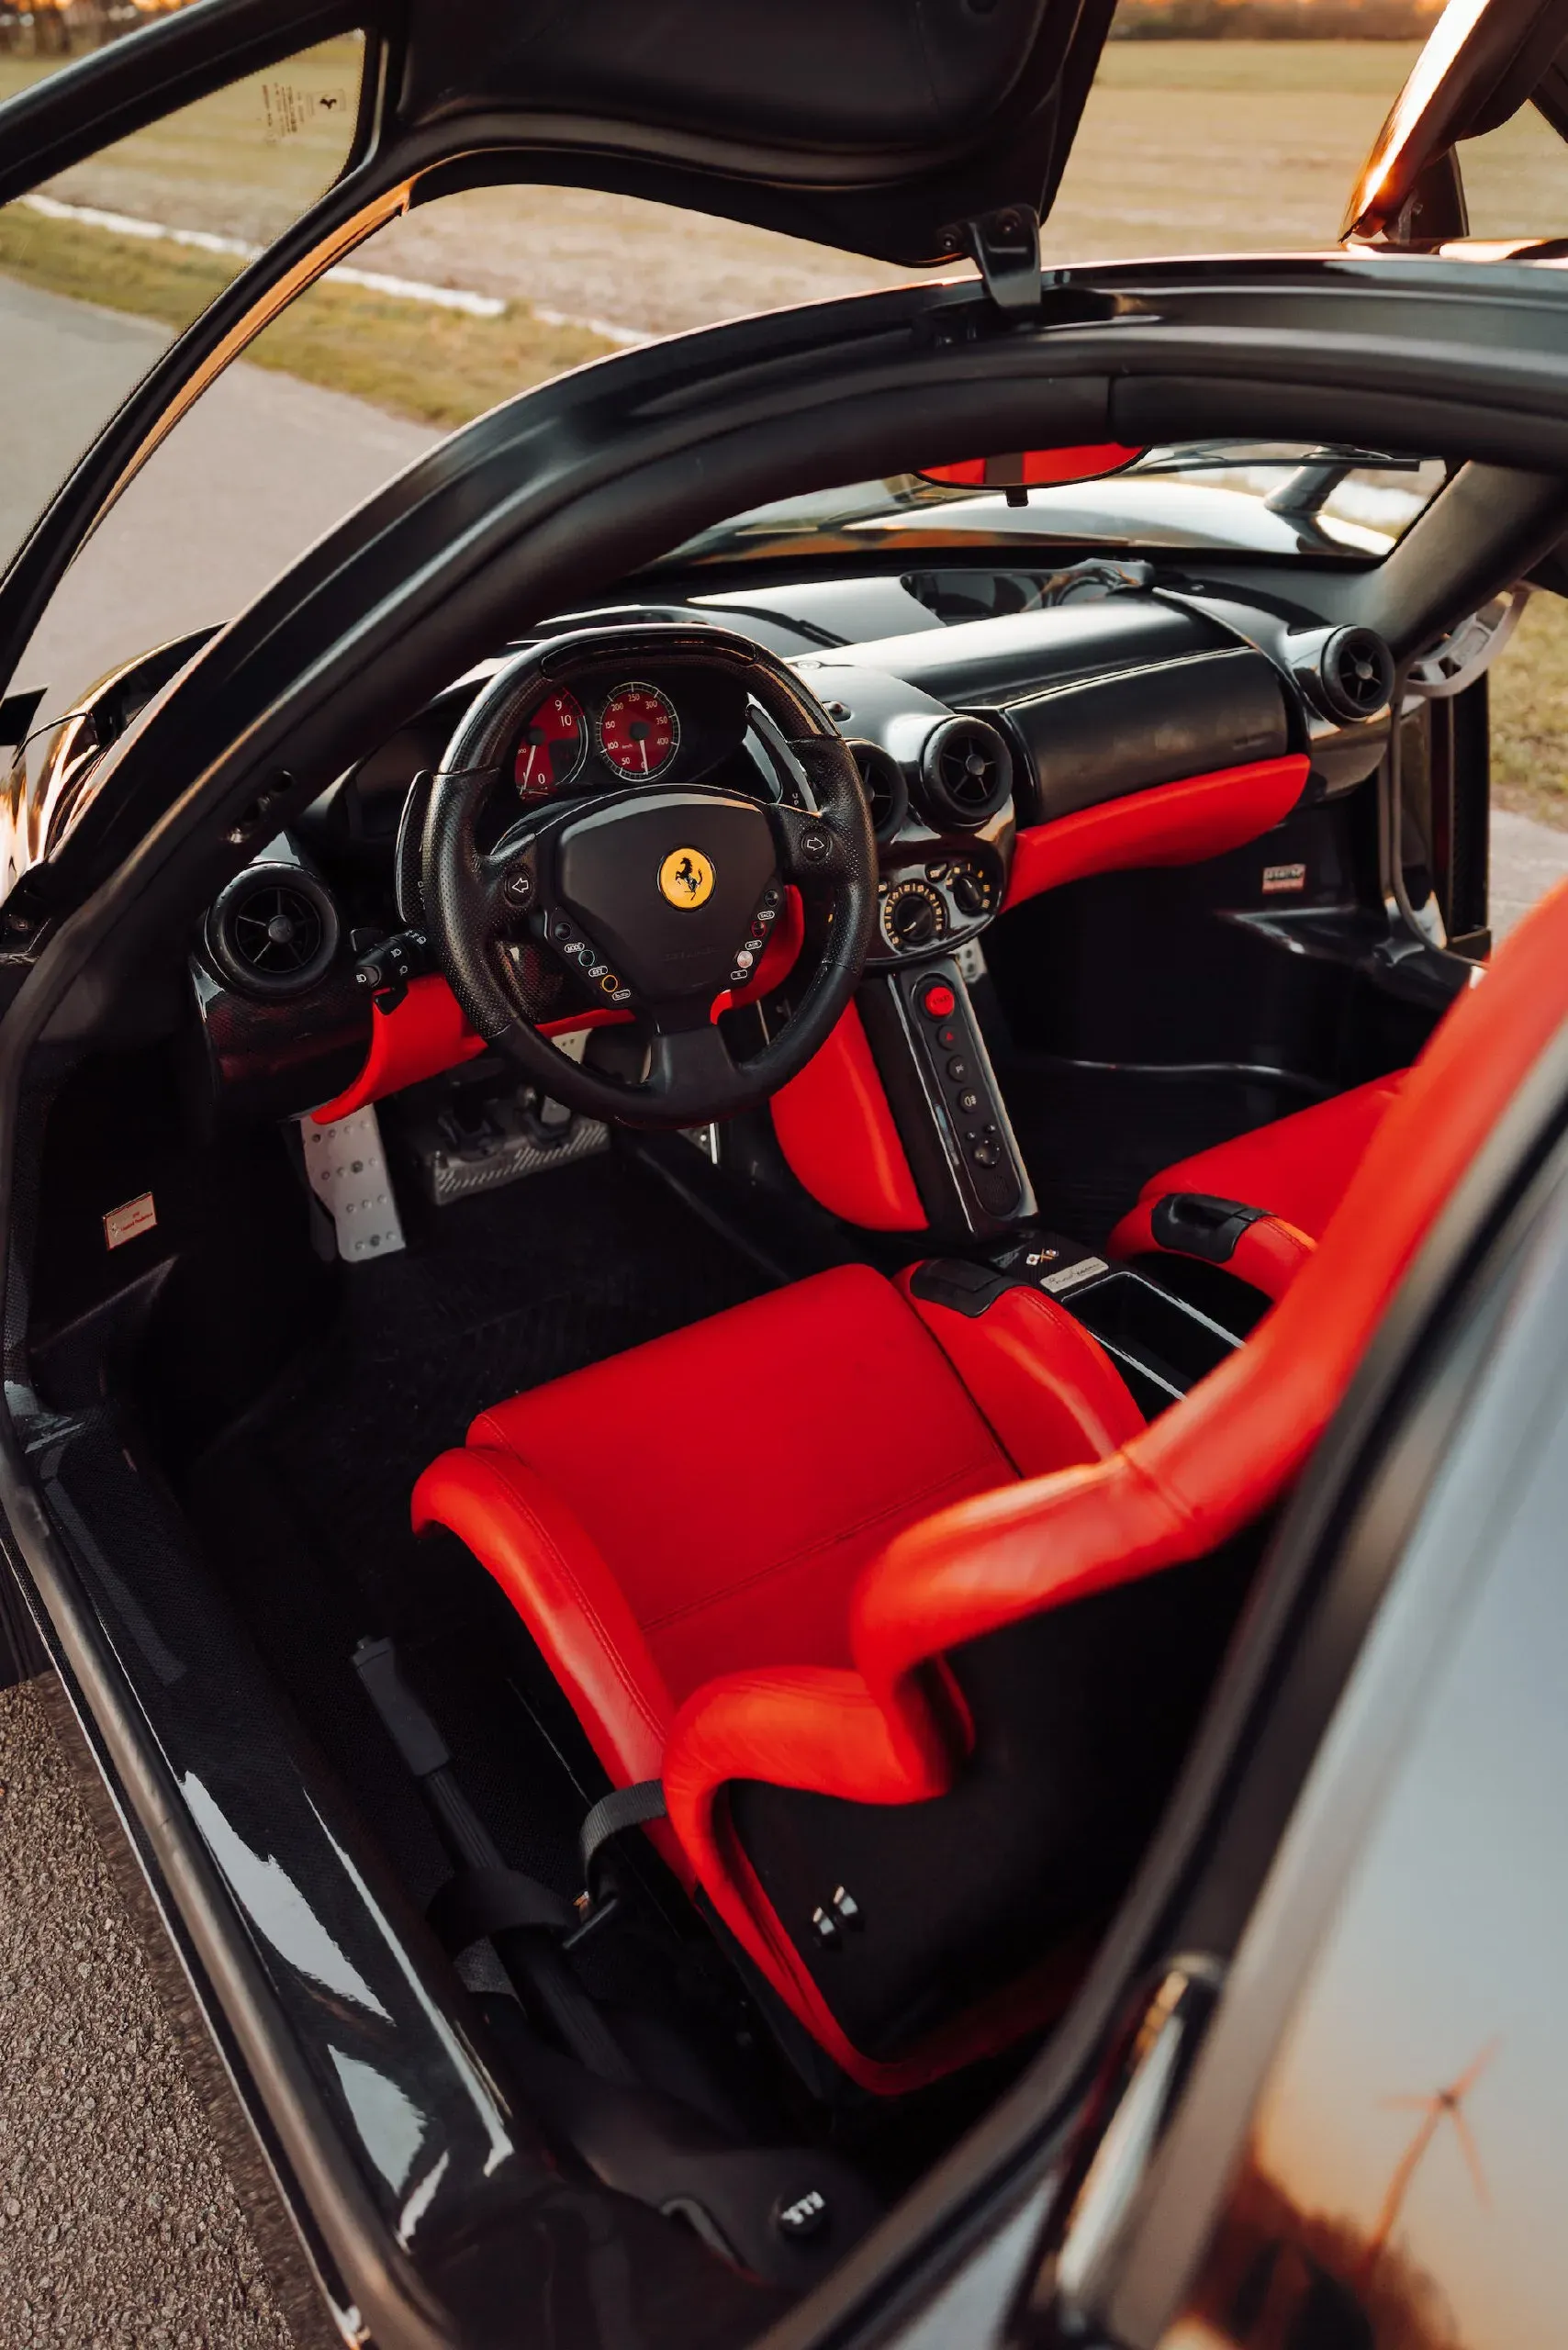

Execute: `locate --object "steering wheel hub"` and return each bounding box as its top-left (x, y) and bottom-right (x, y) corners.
top-left (555, 789), bottom-right (778, 1007)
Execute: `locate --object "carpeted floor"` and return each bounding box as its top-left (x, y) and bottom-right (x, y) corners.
top-left (181, 1148), bottom-right (772, 1911)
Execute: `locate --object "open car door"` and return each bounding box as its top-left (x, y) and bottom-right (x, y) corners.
top-left (1343, 0), bottom-right (1568, 245)
top-left (0, 0), bottom-right (1125, 723)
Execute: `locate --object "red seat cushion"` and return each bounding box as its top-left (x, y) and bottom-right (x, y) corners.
top-left (473, 1264), bottom-right (1014, 1697)
top-left (1108, 1071), bottom-right (1407, 1298)
top-left (414, 1265), bottom-right (1020, 1791)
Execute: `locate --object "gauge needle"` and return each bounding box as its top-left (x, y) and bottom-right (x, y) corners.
top-left (640, 740), bottom-right (650, 774)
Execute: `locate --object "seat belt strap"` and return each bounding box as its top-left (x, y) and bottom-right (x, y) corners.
top-left (579, 1779), bottom-right (666, 1885)
top-left (426, 1863), bottom-right (573, 1955)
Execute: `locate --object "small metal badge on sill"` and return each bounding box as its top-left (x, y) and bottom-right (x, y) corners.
top-left (103, 1192), bottom-right (156, 1251)
top-left (1040, 1255), bottom-right (1107, 1296)
top-left (1262, 861), bottom-right (1307, 895)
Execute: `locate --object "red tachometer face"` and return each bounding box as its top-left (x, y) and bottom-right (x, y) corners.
top-left (514, 690), bottom-right (588, 798)
top-left (598, 682), bottom-right (678, 779)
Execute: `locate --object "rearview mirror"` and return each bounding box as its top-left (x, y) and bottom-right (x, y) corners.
top-left (913, 445), bottom-right (1145, 492)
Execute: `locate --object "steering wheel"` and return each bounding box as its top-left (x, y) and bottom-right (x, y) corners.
top-left (419, 624), bottom-right (878, 1127)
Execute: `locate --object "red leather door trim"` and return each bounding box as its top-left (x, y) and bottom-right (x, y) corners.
top-left (771, 1001), bottom-right (926, 1231)
top-left (1003, 753), bottom-right (1310, 910)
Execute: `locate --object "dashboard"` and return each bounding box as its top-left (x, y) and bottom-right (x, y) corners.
top-left (31, 559), bottom-right (1398, 1125)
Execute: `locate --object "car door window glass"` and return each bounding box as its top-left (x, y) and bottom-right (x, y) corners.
top-left (0, 31), bottom-right (365, 577)
top-left (1155, 1409), bottom-right (1568, 2350)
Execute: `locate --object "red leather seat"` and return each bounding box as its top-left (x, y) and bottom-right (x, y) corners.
top-left (414, 881), bottom-right (1568, 2096)
top-left (414, 1265), bottom-right (1143, 1810)
top-left (1108, 1070), bottom-right (1408, 1301)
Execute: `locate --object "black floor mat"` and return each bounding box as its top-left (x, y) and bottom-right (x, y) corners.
top-left (183, 1147), bottom-right (771, 1906)
top-left (995, 1055), bottom-right (1305, 1245)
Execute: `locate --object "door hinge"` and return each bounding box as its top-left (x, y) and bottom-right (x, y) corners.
top-left (960, 205), bottom-right (1044, 322)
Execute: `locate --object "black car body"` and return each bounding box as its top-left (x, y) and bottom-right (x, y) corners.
top-left (0, 2), bottom-right (1566, 2344)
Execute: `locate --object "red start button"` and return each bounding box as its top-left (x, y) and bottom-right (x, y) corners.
top-left (920, 981), bottom-right (957, 1021)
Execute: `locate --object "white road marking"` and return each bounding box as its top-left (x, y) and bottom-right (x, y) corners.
top-left (20, 189), bottom-right (651, 341)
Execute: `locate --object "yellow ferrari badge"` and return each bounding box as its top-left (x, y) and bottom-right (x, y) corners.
top-left (658, 847), bottom-right (715, 909)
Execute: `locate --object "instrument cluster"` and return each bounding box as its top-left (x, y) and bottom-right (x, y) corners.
top-left (515, 679), bottom-right (681, 798)
top-left (509, 665), bottom-right (751, 802)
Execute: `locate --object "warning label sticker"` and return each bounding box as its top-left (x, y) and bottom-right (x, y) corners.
top-left (104, 1192), bottom-right (157, 1250)
top-left (1262, 862), bottom-right (1307, 895)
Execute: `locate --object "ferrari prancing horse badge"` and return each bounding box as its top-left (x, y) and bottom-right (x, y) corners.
top-left (658, 847), bottom-right (715, 909)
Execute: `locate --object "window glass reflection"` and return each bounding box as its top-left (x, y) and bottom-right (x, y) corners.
top-left (1159, 1445), bottom-right (1568, 2350)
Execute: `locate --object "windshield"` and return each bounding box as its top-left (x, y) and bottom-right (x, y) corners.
top-left (661, 442), bottom-right (1449, 569)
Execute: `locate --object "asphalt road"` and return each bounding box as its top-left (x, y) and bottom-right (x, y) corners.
top-left (0, 1678), bottom-right (297, 2348)
top-left (0, 278), bottom-right (438, 720)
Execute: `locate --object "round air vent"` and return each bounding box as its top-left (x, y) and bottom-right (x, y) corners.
top-left (917, 717), bottom-right (1014, 831)
top-left (846, 740), bottom-right (908, 843)
top-left (206, 862), bottom-right (340, 1000)
top-left (1313, 627), bottom-right (1394, 723)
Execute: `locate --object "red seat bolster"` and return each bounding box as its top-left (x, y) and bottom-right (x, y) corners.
top-left (411, 1445), bottom-right (677, 1798)
top-left (1109, 1200), bottom-right (1316, 1304)
top-left (900, 1276), bottom-right (1145, 1474)
top-left (664, 1664), bottom-right (1084, 2093)
top-left (1122, 1074), bottom-right (1406, 1242)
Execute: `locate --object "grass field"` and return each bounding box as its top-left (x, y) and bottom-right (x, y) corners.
top-left (1488, 596), bottom-right (1568, 825)
top-left (0, 205), bottom-right (615, 430)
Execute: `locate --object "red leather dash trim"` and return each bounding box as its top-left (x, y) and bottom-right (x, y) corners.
top-left (313, 973), bottom-right (486, 1123)
top-left (314, 887), bottom-right (805, 1123)
top-left (770, 1001), bottom-right (926, 1231)
top-left (1004, 754), bottom-right (1310, 910)
top-left (312, 977), bottom-right (633, 1123)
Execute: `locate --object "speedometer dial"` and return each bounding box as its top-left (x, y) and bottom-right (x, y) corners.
top-left (598, 683), bottom-right (678, 779)
top-left (514, 690), bottom-right (588, 799)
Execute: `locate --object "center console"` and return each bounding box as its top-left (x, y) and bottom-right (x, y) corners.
top-left (912, 1233), bottom-right (1248, 1418)
top-left (856, 958), bottom-right (1035, 1236)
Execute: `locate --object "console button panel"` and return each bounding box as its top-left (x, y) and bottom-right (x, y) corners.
top-left (859, 958), bottom-right (1034, 1233)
